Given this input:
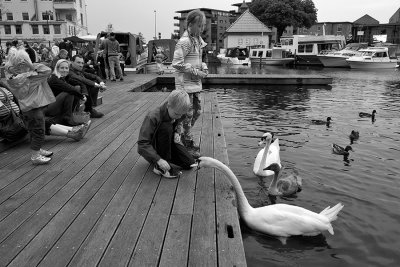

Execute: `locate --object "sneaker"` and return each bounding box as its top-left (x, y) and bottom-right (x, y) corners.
top-left (188, 150), bottom-right (201, 159)
top-left (111, 79), bottom-right (116, 82)
top-left (80, 120), bottom-right (92, 138)
top-left (31, 154), bottom-right (51, 165)
top-left (67, 125), bottom-right (84, 141)
top-left (119, 77), bottom-right (124, 81)
top-left (39, 148), bottom-right (53, 157)
top-left (153, 164), bottom-right (182, 179)
top-left (90, 109), bottom-right (104, 118)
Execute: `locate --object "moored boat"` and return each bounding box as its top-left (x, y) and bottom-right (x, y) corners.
top-left (317, 43), bottom-right (368, 68)
top-left (217, 47), bottom-right (250, 65)
top-left (280, 35), bottom-right (346, 66)
top-left (249, 47), bottom-right (294, 66)
top-left (346, 47), bottom-right (398, 69)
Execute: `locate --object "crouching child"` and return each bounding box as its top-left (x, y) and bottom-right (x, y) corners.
top-left (138, 90), bottom-right (197, 178)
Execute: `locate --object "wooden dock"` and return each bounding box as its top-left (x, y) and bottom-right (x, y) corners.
top-left (0, 74), bottom-right (247, 267)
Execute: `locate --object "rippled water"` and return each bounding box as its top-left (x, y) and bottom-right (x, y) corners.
top-left (204, 64), bottom-right (400, 267)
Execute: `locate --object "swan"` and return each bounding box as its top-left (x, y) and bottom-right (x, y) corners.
top-left (193, 157), bottom-right (344, 244)
top-left (263, 163), bottom-right (302, 197)
top-left (332, 144), bottom-right (353, 156)
top-left (359, 110), bottom-right (376, 119)
top-left (253, 132), bottom-right (281, 177)
top-left (311, 117), bottom-right (332, 126)
top-left (349, 130), bottom-right (360, 144)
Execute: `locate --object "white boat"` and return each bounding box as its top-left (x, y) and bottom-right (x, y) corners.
top-left (317, 43), bottom-right (368, 68)
top-left (280, 35), bottom-right (346, 66)
top-left (249, 47), bottom-right (294, 66)
top-left (346, 47), bottom-right (398, 69)
top-left (217, 47), bottom-right (250, 65)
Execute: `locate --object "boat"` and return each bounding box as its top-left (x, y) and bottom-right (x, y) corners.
top-left (217, 47), bottom-right (250, 65)
top-left (144, 39), bottom-right (176, 74)
top-left (280, 35), bottom-right (346, 66)
top-left (249, 46), bottom-right (295, 66)
top-left (317, 43), bottom-right (368, 68)
top-left (346, 47), bottom-right (398, 69)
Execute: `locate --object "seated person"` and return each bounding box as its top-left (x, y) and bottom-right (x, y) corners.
top-left (67, 55), bottom-right (106, 118)
top-left (83, 51), bottom-right (97, 75)
top-left (138, 90), bottom-right (197, 178)
top-left (50, 49), bottom-right (69, 70)
top-left (0, 85), bottom-right (91, 144)
top-left (47, 59), bottom-right (87, 125)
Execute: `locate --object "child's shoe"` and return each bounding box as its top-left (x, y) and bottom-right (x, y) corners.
top-left (67, 126), bottom-right (84, 141)
top-left (153, 164), bottom-right (182, 179)
top-left (31, 154), bottom-right (51, 165)
top-left (39, 148), bottom-right (53, 157)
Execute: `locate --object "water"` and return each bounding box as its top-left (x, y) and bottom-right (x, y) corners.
top-left (203, 64), bottom-right (400, 267)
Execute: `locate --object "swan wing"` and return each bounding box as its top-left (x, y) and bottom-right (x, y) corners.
top-left (264, 138), bottom-right (281, 167)
top-left (252, 204), bottom-right (331, 237)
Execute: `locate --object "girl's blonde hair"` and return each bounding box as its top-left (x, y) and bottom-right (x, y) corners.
top-left (186, 9), bottom-right (206, 28)
top-left (6, 48), bottom-right (31, 66)
top-left (168, 90), bottom-right (191, 114)
top-left (53, 59), bottom-right (70, 78)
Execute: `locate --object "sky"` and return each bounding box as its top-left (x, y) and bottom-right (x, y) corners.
top-left (85, 0), bottom-right (399, 42)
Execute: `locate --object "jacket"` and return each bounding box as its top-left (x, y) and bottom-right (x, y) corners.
top-left (47, 74), bottom-right (84, 99)
top-left (138, 102), bottom-right (173, 164)
top-left (67, 66), bottom-right (103, 94)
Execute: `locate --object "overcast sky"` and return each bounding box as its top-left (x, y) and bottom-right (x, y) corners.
top-left (85, 0), bottom-right (399, 41)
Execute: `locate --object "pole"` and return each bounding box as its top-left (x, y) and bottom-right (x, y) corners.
top-left (154, 10), bottom-right (157, 40)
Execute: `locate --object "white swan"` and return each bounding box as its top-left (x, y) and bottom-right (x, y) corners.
top-left (194, 157), bottom-right (344, 244)
top-left (264, 163), bottom-right (302, 197)
top-left (253, 132), bottom-right (281, 177)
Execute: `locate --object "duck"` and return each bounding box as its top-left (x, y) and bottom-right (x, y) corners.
top-left (193, 157), bottom-right (344, 245)
top-left (311, 117), bottom-right (332, 127)
top-left (253, 132), bottom-right (281, 177)
top-left (359, 110), bottom-right (376, 119)
top-left (263, 163), bottom-right (302, 197)
top-left (349, 130), bottom-right (360, 144)
top-left (332, 144), bottom-right (353, 156)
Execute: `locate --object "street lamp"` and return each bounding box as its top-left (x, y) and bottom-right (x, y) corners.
top-left (154, 10), bottom-right (157, 40)
top-left (45, 10), bottom-right (53, 47)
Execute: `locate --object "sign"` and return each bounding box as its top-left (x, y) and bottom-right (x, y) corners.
top-left (357, 31), bottom-right (364, 36)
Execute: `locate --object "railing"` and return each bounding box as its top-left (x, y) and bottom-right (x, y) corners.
top-left (54, 0), bottom-right (76, 2)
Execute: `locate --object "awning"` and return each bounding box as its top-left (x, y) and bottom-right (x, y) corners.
top-left (64, 36), bottom-right (87, 43)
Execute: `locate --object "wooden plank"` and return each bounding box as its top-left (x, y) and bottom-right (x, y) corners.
top-left (188, 93), bottom-right (217, 266)
top-left (211, 93), bottom-right (247, 267)
top-left (127, 177), bottom-right (179, 266)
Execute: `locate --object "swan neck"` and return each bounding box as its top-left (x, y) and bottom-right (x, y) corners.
top-left (213, 160), bottom-right (253, 215)
top-left (258, 140), bottom-right (271, 173)
top-left (269, 170), bottom-right (280, 189)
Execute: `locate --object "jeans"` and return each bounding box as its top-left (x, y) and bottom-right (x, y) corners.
top-left (108, 55), bottom-right (123, 80)
top-left (22, 107), bottom-right (46, 151)
top-left (175, 92), bottom-right (201, 143)
top-left (44, 92), bottom-right (76, 124)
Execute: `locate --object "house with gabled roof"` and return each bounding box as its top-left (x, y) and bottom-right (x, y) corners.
top-left (223, 8), bottom-right (272, 49)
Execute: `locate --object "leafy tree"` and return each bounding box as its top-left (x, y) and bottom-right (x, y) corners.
top-left (249, 0), bottom-right (317, 40)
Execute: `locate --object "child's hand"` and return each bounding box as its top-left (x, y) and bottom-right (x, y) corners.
top-left (157, 159), bottom-right (170, 172)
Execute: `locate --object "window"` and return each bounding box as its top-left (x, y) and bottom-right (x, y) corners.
top-left (54, 24), bottom-right (61, 34)
top-left (80, 13), bottom-right (83, 25)
top-left (22, 12), bottom-right (29, 20)
top-left (337, 24), bottom-right (342, 33)
top-left (317, 26), bottom-right (321, 31)
top-left (0, 11), bottom-right (2, 21)
top-left (43, 25), bottom-right (50, 34)
top-left (238, 38), bottom-right (243, 45)
top-left (32, 24), bottom-right (39, 34)
top-left (15, 25), bottom-right (22, 34)
top-left (5, 25), bottom-right (11, 34)
top-left (66, 14), bottom-right (72, 21)
top-left (7, 13), bottom-right (13, 20)
top-left (42, 12), bottom-right (53, 20)
top-left (79, 0), bottom-right (82, 7)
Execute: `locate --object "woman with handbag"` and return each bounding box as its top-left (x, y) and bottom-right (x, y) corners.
top-left (47, 59), bottom-right (88, 126)
top-left (4, 49), bottom-right (89, 165)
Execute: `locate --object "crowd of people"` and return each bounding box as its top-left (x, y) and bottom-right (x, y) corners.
top-left (0, 36), bottom-right (113, 165)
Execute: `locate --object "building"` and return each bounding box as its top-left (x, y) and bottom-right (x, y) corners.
top-left (297, 22), bottom-right (353, 41)
top-left (0, 0), bottom-right (88, 45)
top-left (223, 9), bottom-right (272, 49)
top-left (389, 8), bottom-right (400, 23)
top-left (174, 8), bottom-right (237, 52)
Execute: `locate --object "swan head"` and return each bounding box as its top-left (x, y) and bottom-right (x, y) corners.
top-left (327, 117), bottom-right (332, 122)
top-left (345, 145), bottom-right (353, 152)
top-left (191, 156), bottom-right (225, 171)
top-left (258, 132), bottom-right (273, 146)
top-left (263, 163), bottom-right (281, 174)
top-left (372, 110), bottom-right (377, 115)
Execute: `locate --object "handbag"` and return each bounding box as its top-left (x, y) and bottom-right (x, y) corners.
top-left (0, 88), bottom-right (28, 142)
top-left (70, 103), bottom-right (90, 125)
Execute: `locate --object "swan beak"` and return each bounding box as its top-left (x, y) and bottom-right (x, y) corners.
top-left (190, 158), bottom-right (201, 170)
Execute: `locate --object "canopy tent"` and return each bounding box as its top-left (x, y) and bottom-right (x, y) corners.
top-left (64, 36), bottom-right (87, 43)
top-left (79, 35), bottom-right (97, 42)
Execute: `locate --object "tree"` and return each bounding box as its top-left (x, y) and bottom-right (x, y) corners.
top-left (138, 32), bottom-right (146, 45)
top-left (249, 0), bottom-right (317, 41)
